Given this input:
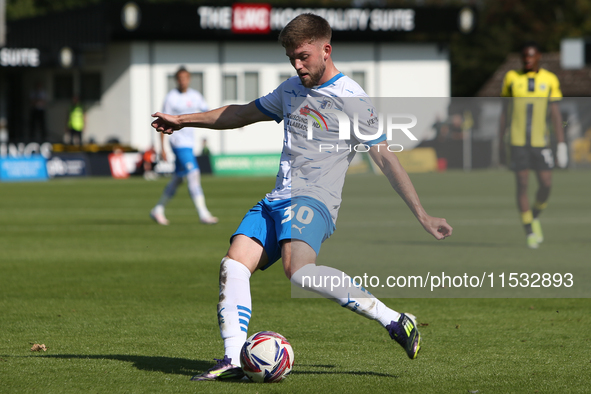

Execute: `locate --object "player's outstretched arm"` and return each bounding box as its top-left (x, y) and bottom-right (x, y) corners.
top-left (151, 101), bottom-right (273, 134)
top-left (369, 143), bottom-right (453, 240)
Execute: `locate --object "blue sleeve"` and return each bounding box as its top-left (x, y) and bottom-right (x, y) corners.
top-left (364, 134), bottom-right (387, 147)
top-left (255, 99), bottom-right (282, 123)
top-left (255, 81), bottom-right (289, 124)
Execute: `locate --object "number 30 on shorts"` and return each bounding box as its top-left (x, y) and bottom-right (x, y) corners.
top-left (281, 204), bottom-right (315, 225)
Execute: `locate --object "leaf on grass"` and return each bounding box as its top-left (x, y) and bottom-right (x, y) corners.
top-left (456, 325), bottom-right (461, 329)
top-left (468, 391), bottom-right (479, 393)
top-left (30, 344), bottom-right (47, 352)
top-left (419, 323), bottom-right (429, 327)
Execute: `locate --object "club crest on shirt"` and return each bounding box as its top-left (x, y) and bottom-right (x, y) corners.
top-left (320, 98), bottom-right (334, 110)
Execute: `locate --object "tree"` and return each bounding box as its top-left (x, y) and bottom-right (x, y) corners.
top-left (450, 0), bottom-right (591, 96)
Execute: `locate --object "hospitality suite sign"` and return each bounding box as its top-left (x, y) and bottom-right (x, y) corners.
top-left (199, 4), bottom-right (421, 34)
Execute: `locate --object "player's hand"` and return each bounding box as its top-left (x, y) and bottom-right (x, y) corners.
top-left (420, 216), bottom-right (453, 240)
top-left (556, 142), bottom-right (568, 168)
top-left (151, 112), bottom-right (182, 134)
top-left (160, 150), bottom-right (168, 162)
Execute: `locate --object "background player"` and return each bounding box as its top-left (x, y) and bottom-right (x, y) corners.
top-left (499, 41), bottom-right (567, 249)
top-left (65, 95), bottom-right (85, 147)
top-left (150, 66), bottom-right (217, 225)
top-left (152, 14), bottom-right (452, 380)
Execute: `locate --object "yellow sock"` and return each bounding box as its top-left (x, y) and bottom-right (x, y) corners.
top-left (521, 210), bottom-right (533, 225)
top-left (533, 201), bottom-right (548, 211)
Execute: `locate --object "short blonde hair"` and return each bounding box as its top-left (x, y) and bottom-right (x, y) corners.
top-left (278, 13), bottom-right (332, 48)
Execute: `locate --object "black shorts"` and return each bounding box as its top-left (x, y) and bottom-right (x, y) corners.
top-left (510, 146), bottom-right (554, 171)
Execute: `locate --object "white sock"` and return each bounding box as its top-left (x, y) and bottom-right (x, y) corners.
top-left (217, 257), bottom-right (252, 366)
top-left (192, 195), bottom-right (212, 219)
top-left (187, 170), bottom-right (212, 218)
top-left (290, 264), bottom-right (400, 328)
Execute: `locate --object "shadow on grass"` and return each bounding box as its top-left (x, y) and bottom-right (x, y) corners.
top-left (297, 363), bottom-right (337, 368)
top-left (22, 354), bottom-right (211, 376)
top-left (292, 363), bottom-right (396, 377)
top-left (4, 355), bottom-right (397, 379)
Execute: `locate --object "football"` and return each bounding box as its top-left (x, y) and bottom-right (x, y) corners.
top-left (240, 331), bottom-right (294, 383)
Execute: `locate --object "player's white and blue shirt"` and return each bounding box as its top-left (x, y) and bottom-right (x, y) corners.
top-left (255, 73), bottom-right (385, 223)
top-left (162, 88), bottom-right (208, 149)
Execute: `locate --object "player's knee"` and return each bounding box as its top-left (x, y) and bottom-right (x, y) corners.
top-left (220, 256), bottom-right (255, 276)
top-left (168, 175), bottom-right (183, 188)
top-left (289, 264), bottom-right (317, 287)
top-left (540, 180), bottom-right (552, 190)
top-left (516, 181), bottom-right (528, 194)
top-left (186, 169), bottom-right (201, 182)
top-left (283, 262), bottom-right (292, 280)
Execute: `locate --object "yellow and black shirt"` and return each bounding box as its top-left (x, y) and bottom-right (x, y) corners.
top-left (501, 68), bottom-right (562, 147)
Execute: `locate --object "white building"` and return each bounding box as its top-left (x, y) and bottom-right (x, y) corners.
top-left (1, 2), bottom-right (474, 157)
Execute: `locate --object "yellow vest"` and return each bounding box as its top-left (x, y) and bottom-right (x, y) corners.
top-left (68, 105), bottom-right (84, 131)
top-left (501, 68), bottom-right (562, 147)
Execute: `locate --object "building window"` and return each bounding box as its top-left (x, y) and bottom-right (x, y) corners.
top-left (351, 71), bottom-right (366, 90)
top-left (81, 73), bottom-right (101, 101)
top-left (279, 73), bottom-right (293, 84)
top-left (223, 74), bottom-right (238, 101)
top-left (244, 72), bottom-right (259, 102)
top-left (53, 74), bottom-right (73, 100)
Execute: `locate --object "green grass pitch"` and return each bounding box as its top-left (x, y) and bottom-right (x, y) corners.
top-left (0, 170), bottom-right (590, 393)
